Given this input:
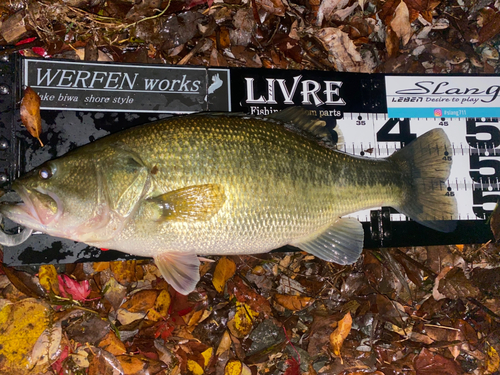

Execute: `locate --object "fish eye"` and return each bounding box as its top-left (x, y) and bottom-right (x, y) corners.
top-left (39, 166), bottom-right (53, 179)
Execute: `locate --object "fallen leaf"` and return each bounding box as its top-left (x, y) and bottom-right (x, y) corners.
top-left (284, 357), bottom-right (301, 375)
top-left (414, 347), bottom-right (462, 375)
top-left (116, 355), bottom-right (146, 375)
top-left (120, 289), bottom-right (158, 313)
top-left (117, 289), bottom-right (159, 324)
top-left (228, 276), bottom-right (272, 317)
top-left (98, 331), bottom-right (126, 356)
top-left (316, 28), bottom-right (371, 72)
top-left (0, 263), bottom-right (46, 298)
top-left (201, 347), bottom-right (213, 367)
top-left (390, 0), bottom-right (412, 46)
top-left (58, 274), bottom-right (91, 301)
top-left (329, 312), bottom-right (352, 363)
top-left (477, 10), bottom-right (500, 45)
top-left (20, 87), bottom-right (43, 146)
top-left (213, 257), bottom-right (237, 293)
top-left (103, 277), bottom-right (128, 312)
top-left (110, 260), bottom-right (137, 286)
top-left (38, 264), bottom-right (59, 295)
top-left (275, 294), bottom-right (313, 311)
top-left (0, 299), bottom-right (50, 374)
top-left (30, 321), bottom-right (62, 367)
top-left (188, 359), bottom-right (204, 375)
top-left (486, 345), bottom-right (500, 374)
top-left (224, 358), bottom-right (252, 375)
top-left (147, 289), bottom-right (171, 321)
top-left (490, 202), bottom-right (500, 242)
top-left (217, 330), bottom-right (232, 355)
top-left (227, 302), bottom-right (258, 338)
top-left (434, 267), bottom-right (480, 301)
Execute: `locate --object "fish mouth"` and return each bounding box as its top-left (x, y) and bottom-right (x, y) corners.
top-left (0, 183), bottom-right (63, 230)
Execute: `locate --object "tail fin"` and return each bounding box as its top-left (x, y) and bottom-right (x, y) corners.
top-left (389, 128), bottom-right (458, 232)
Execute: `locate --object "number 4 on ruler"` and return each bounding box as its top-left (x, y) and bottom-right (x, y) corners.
top-left (377, 118), bottom-right (417, 147)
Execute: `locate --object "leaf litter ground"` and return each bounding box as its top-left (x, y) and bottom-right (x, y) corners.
top-left (2, 0), bottom-right (500, 373)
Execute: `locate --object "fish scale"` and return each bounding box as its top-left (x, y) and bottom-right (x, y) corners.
top-left (0, 109), bottom-right (456, 295)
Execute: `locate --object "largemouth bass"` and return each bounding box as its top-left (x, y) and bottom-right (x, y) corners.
top-left (0, 109), bottom-right (457, 294)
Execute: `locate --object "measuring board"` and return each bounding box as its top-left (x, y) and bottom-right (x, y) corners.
top-left (0, 56), bottom-right (497, 266)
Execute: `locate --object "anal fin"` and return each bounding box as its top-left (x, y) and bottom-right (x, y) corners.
top-left (154, 252), bottom-right (200, 295)
top-left (292, 218), bottom-right (364, 265)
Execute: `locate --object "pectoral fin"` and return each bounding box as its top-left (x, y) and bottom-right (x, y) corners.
top-left (154, 252), bottom-right (200, 295)
top-left (98, 148), bottom-right (149, 217)
top-left (292, 218), bottom-right (364, 265)
top-left (148, 184), bottom-right (226, 221)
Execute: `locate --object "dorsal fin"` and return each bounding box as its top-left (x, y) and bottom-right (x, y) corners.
top-left (267, 108), bottom-right (344, 150)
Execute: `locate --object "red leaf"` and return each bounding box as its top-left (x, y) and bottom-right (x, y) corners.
top-left (15, 37), bottom-right (37, 45)
top-left (51, 345), bottom-right (70, 375)
top-left (57, 274), bottom-right (91, 301)
top-left (415, 348), bottom-right (461, 375)
top-left (284, 357), bottom-right (300, 375)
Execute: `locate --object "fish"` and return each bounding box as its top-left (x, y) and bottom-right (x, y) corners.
top-left (0, 108), bottom-right (457, 295)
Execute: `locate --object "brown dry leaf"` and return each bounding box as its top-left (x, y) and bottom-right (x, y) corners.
top-left (217, 330), bottom-right (232, 356)
top-left (213, 257), bottom-right (237, 293)
top-left (117, 289), bottom-right (159, 324)
top-left (404, 0), bottom-right (441, 22)
top-left (20, 87), bottom-right (43, 146)
top-left (477, 9), bottom-right (500, 44)
top-left (120, 289), bottom-right (158, 313)
top-left (103, 277), bottom-right (128, 312)
top-left (30, 321), bottom-right (62, 368)
top-left (434, 267), bottom-right (480, 301)
top-left (0, 264), bottom-right (46, 298)
top-left (275, 293), bottom-right (313, 311)
top-left (329, 312), bottom-right (352, 363)
top-left (490, 203), bottom-right (500, 242)
top-left (255, 0), bottom-right (286, 16)
top-left (390, 0), bottom-right (412, 46)
top-left (38, 264), bottom-right (59, 295)
top-left (98, 331), bottom-right (126, 356)
top-left (414, 347), bottom-right (462, 374)
top-left (316, 28), bottom-right (371, 72)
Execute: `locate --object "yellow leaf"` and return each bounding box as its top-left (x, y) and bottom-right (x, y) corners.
top-left (187, 359), bottom-right (204, 375)
top-left (487, 345), bottom-right (500, 374)
top-left (202, 347), bottom-right (213, 367)
top-left (213, 257), bottom-right (236, 293)
top-left (275, 294), bottom-right (313, 311)
top-left (110, 260), bottom-right (137, 286)
top-left (330, 312), bottom-right (352, 363)
top-left (225, 359), bottom-right (242, 375)
top-left (93, 262), bottom-right (110, 272)
top-left (0, 299), bottom-right (50, 374)
top-left (216, 330), bottom-right (232, 355)
top-left (38, 264), bottom-right (59, 295)
top-left (227, 302), bottom-right (258, 338)
top-left (147, 290), bottom-right (171, 321)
